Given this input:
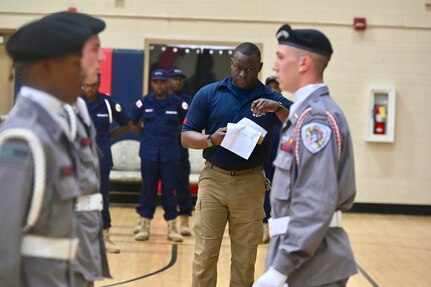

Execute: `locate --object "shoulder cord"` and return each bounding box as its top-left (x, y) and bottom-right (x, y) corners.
top-left (104, 99), bottom-right (113, 124)
top-left (75, 97), bottom-right (91, 127)
top-left (63, 104), bottom-right (77, 141)
top-left (73, 99), bottom-right (93, 141)
top-left (0, 128), bottom-right (46, 233)
top-left (325, 111), bottom-right (342, 161)
top-left (294, 108), bottom-right (341, 166)
top-left (294, 107), bottom-right (312, 166)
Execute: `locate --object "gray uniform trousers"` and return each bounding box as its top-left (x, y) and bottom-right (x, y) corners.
top-left (0, 97), bottom-right (80, 287)
top-left (72, 98), bottom-right (111, 285)
top-left (265, 86), bottom-right (358, 286)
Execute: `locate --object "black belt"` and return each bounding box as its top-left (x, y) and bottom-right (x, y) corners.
top-left (205, 161), bottom-right (262, 176)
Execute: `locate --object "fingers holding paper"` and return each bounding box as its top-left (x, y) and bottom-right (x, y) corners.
top-left (210, 127), bottom-right (227, 146)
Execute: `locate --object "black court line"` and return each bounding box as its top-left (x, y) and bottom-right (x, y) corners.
top-left (101, 244), bottom-right (178, 287)
top-left (357, 264), bottom-right (379, 287)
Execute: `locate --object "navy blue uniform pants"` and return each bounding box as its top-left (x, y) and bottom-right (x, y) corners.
top-left (177, 158), bottom-right (193, 216)
top-left (137, 159), bottom-right (179, 220)
top-left (100, 167), bottom-right (111, 229)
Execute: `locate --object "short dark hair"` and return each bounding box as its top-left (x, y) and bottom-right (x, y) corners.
top-left (233, 42), bottom-right (261, 62)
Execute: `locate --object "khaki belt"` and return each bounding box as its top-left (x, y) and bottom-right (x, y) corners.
top-left (206, 161), bottom-right (262, 176)
top-left (21, 235), bottom-right (79, 262)
top-left (268, 211), bottom-right (343, 237)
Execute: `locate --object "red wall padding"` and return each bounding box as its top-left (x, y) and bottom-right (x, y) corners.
top-left (100, 48), bottom-right (113, 95)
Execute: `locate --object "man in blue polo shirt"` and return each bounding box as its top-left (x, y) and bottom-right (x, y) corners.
top-left (131, 69), bottom-right (188, 243)
top-left (181, 42), bottom-right (292, 287)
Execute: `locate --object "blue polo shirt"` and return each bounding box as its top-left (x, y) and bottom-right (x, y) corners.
top-left (131, 93), bottom-right (187, 162)
top-left (182, 76), bottom-right (292, 170)
top-left (82, 93), bottom-right (129, 169)
top-left (175, 92), bottom-right (193, 160)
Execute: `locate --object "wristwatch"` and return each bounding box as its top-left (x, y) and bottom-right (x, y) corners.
top-left (274, 101), bottom-right (283, 113)
top-left (206, 134), bottom-right (214, 147)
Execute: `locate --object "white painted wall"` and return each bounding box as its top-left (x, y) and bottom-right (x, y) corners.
top-left (0, 0), bottom-right (430, 205)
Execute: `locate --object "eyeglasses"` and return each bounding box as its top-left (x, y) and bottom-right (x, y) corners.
top-left (231, 64), bottom-right (259, 74)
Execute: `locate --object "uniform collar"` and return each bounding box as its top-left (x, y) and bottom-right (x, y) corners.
top-left (148, 92), bottom-right (177, 102)
top-left (19, 86), bottom-right (70, 137)
top-left (15, 93), bottom-right (69, 142)
top-left (20, 86), bottom-right (64, 115)
top-left (81, 92), bottom-right (104, 107)
top-left (288, 83), bottom-right (327, 121)
top-left (219, 76), bottom-right (273, 99)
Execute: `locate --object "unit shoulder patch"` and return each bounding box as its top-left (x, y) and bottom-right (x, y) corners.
top-left (135, 100), bottom-right (143, 108)
top-left (0, 144), bottom-right (30, 168)
top-left (301, 122), bottom-right (332, 154)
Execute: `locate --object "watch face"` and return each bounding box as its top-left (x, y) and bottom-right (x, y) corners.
top-left (206, 136), bottom-right (214, 147)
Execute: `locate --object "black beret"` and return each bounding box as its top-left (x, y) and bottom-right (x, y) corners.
top-left (45, 11), bottom-right (105, 35)
top-left (6, 11), bottom-right (105, 62)
top-left (276, 24), bottom-right (333, 57)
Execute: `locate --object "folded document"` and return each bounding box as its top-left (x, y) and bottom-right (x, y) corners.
top-left (220, 118), bottom-right (267, 160)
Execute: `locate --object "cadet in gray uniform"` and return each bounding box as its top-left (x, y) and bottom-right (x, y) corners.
top-left (0, 12), bottom-right (94, 287)
top-left (70, 98), bottom-right (111, 286)
top-left (63, 13), bottom-right (112, 287)
top-left (252, 24), bottom-right (357, 287)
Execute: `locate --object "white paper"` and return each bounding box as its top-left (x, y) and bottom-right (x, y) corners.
top-left (237, 117), bottom-right (268, 137)
top-left (221, 123), bottom-right (260, 159)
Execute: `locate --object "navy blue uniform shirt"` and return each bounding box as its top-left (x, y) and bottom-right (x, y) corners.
top-left (131, 93), bottom-right (187, 163)
top-left (182, 76), bottom-right (292, 170)
top-left (82, 93), bottom-right (129, 168)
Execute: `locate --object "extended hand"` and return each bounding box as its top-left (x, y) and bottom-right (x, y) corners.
top-left (251, 99), bottom-right (280, 117)
top-left (252, 268), bottom-right (288, 287)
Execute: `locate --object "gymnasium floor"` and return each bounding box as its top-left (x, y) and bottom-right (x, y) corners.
top-left (95, 205), bottom-right (431, 287)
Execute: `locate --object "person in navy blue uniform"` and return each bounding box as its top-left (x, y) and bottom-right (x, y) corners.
top-left (168, 68), bottom-right (194, 236)
top-left (131, 69), bottom-right (188, 243)
top-left (81, 75), bottom-right (130, 253)
top-left (181, 42), bottom-right (293, 287)
top-left (261, 76), bottom-right (283, 244)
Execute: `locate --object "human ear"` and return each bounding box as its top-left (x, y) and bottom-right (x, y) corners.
top-left (298, 55), bottom-right (311, 73)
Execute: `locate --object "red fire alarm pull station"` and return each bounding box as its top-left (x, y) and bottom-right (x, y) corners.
top-left (354, 17), bottom-right (366, 30)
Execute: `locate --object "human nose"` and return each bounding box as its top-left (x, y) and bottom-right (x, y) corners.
top-left (98, 49), bottom-right (106, 63)
top-left (272, 61), bottom-right (278, 72)
top-left (238, 69), bottom-right (247, 76)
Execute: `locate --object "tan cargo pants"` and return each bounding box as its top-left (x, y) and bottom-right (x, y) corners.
top-left (192, 162), bottom-right (266, 287)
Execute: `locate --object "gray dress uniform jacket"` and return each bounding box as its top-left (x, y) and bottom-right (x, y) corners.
top-left (0, 95), bottom-right (80, 287)
top-left (72, 98), bottom-right (111, 283)
top-left (265, 86), bottom-right (358, 286)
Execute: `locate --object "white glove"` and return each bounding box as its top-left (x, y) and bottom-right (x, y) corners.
top-left (252, 267), bottom-right (288, 287)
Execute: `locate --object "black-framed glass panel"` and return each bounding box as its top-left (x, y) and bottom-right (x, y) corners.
top-left (144, 40), bottom-right (237, 97)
